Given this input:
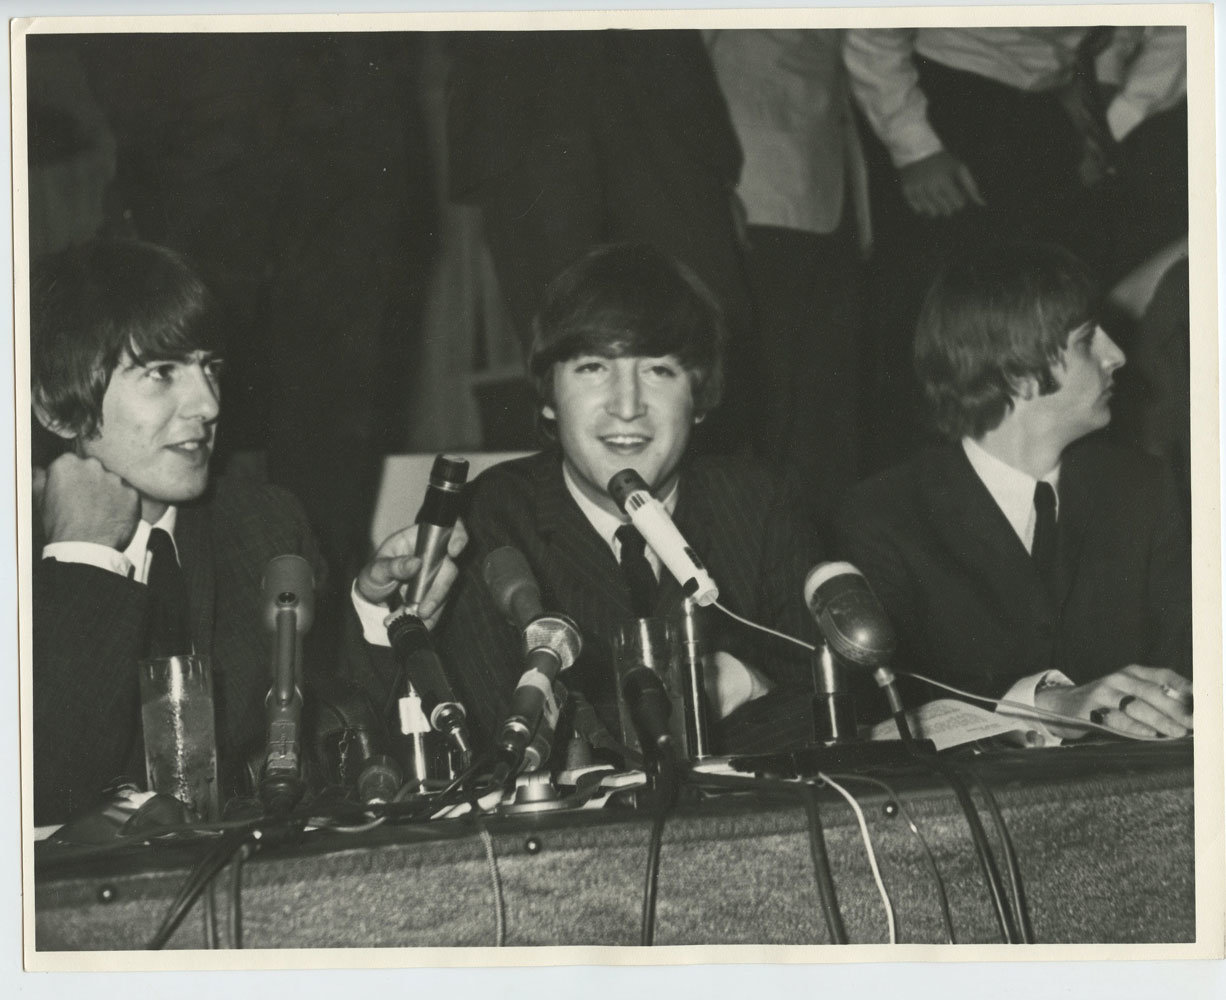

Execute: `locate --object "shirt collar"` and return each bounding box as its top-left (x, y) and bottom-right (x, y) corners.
top-left (123, 506), bottom-right (179, 581)
top-left (962, 437), bottom-right (1060, 548)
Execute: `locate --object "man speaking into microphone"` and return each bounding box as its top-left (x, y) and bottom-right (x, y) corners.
top-left (28, 240), bottom-right (465, 824)
top-left (434, 243), bottom-right (822, 757)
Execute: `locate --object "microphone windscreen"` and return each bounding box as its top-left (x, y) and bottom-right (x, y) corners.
top-left (262, 554), bottom-right (316, 632)
top-left (607, 468), bottom-right (649, 513)
top-left (802, 561), bottom-right (895, 667)
top-left (802, 561), bottom-right (861, 613)
top-left (417, 454), bottom-right (469, 526)
top-left (482, 546), bottom-right (544, 629)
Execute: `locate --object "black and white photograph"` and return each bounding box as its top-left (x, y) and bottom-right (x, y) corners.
top-left (9, 0), bottom-right (1222, 984)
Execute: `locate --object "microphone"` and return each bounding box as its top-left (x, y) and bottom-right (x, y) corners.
top-left (482, 547), bottom-right (583, 773)
top-left (482, 546), bottom-right (545, 630)
top-left (259, 554), bottom-right (315, 814)
top-left (407, 455), bottom-right (469, 610)
top-left (606, 469), bottom-right (718, 606)
top-left (621, 667), bottom-right (673, 754)
top-left (386, 609), bottom-right (472, 758)
top-left (803, 561), bottom-right (902, 715)
top-left (802, 562), bottom-right (896, 668)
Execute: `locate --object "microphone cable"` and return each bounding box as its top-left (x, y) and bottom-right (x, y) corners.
top-left (828, 772), bottom-right (955, 944)
top-left (147, 828), bottom-right (260, 949)
top-left (680, 768), bottom-right (848, 944)
top-left (963, 764), bottom-right (1035, 943)
top-left (817, 771), bottom-right (896, 944)
top-left (473, 815), bottom-right (507, 947)
top-left (896, 669), bottom-right (1174, 742)
top-left (640, 752), bottom-right (680, 946)
top-left (890, 708), bottom-right (1019, 944)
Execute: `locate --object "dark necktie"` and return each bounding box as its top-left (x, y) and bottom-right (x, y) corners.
top-left (1063, 26), bottom-right (1120, 187)
top-left (1031, 481), bottom-right (1059, 594)
top-left (146, 527), bottom-right (191, 656)
top-left (616, 523), bottom-right (658, 619)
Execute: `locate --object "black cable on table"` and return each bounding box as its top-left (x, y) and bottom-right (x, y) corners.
top-left (640, 753), bottom-right (679, 946)
top-left (680, 769), bottom-right (848, 944)
top-left (964, 765), bottom-right (1035, 943)
top-left (892, 709), bottom-right (1019, 943)
top-left (148, 830), bottom-right (257, 950)
top-left (797, 781), bottom-right (850, 944)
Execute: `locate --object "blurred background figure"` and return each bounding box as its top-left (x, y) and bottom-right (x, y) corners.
top-left (706, 28), bottom-right (871, 531)
top-left (445, 29), bottom-right (755, 452)
top-left (844, 26), bottom-right (1187, 470)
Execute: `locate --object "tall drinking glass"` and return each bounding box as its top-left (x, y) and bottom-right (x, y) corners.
top-left (612, 617), bottom-right (694, 759)
top-left (138, 654), bottom-right (219, 821)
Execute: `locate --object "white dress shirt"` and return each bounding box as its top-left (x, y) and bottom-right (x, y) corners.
top-left (844, 26), bottom-right (1188, 167)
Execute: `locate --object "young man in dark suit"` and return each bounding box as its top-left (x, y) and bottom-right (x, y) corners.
top-left (836, 240), bottom-right (1193, 738)
top-left (29, 240), bottom-right (463, 823)
top-left (432, 243), bottom-right (823, 757)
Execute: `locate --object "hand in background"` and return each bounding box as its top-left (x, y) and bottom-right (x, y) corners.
top-left (899, 150), bottom-right (986, 218)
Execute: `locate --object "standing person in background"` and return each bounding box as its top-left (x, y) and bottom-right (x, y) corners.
top-left (706, 28), bottom-right (871, 531)
top-left (844, 25), bottom-right (1187, 470)
top-left (445, 29), bottom-right (757, 453)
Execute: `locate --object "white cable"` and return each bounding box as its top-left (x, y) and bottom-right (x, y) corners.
top-left (818, 771), bottom-right (897, 944)
top-left (476, 818), bottom-right (506, 946)
top-left (712, 599), bottom-right (817, 652)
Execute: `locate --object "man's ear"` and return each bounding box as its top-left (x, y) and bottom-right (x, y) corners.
top-left (1008, 376), bottom-right (1039, 403)
top-left (32, 397), bottom-right (78, 440)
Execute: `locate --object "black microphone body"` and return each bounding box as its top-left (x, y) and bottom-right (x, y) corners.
top-left (621, 667), bottom-right (673, 754)
top-left (408, 455), bottom-right (469, 609)
top-left (386, 609), bottom-right (472, 757)
top-left (803, 562), bottom-right (897, 669)
top-left (260, 555), bottom-right (315, 814)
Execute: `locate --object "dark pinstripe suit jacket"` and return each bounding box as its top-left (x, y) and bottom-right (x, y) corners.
top-left (32, 477), bottom-right (328, 824)
top-left (835, 438), bottom-right (1192, 719)
top-left (425, 451), bottom-right (822, 757)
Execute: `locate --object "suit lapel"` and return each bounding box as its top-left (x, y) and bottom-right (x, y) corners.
top-left (530, 456), bottom-right (636, 624)
top-left (175, 498), bottom-right (217, 656)
top-left (1051, 440), bottom-right (1103, 610)
top-left (920, 447), bottom-right (1052, 620)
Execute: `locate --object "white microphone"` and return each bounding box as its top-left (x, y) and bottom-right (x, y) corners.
top-left (606, 469), bottom-right (718, 606)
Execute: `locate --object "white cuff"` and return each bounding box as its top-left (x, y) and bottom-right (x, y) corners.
top-left (999, 669), bottom-right (1075, 710)
top-left (42, 541), bottom-right (133, 579)
top-left (351, 580), bottom-right (392, 646)
top-left (998, 669), bottom-right (1074, 743)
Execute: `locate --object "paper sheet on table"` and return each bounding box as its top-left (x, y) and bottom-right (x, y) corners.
top-left (868, 698), bottom-right (1055, 751)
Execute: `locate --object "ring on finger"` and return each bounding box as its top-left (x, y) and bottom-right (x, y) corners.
top-left (1118, 695), bottom-right (1137, 712)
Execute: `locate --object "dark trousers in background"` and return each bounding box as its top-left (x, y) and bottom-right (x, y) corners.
top-left (744, 222), bottom-right (863, 533)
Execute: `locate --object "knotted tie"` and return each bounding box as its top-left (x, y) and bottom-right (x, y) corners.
top-left (1031, 481), bottom-right (1059, 594)
top-left (146, 527), bottom-right (191, 656)
top-left (615, 523), bottom-right (658, 619)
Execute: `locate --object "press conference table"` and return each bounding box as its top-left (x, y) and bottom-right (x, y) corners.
top-left (34, 739), bottom-right (1196, 949)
